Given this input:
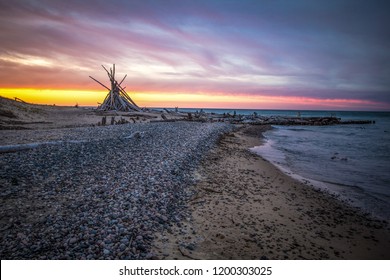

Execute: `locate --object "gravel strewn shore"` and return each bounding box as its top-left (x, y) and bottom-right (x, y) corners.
top-left (0, 122), bottom-right (233, 259)
top-left (0, 122), bottom-right (160, 146)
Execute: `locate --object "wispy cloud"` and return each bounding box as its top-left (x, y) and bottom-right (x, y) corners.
top-left (0, 0), bottom-right (389, 109)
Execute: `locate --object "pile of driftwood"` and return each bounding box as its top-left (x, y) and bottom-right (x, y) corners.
top-left (89, 64), bottom-right (141, 112)
top-left (230, 116), bottom-right (374, 125)
top-left (97, 116), bottom-right (132, 126)
top-left (182, 112), bottom-right (374, 126)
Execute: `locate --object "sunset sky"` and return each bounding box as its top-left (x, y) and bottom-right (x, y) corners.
top-left (0, 0), bottom-right (389, 110)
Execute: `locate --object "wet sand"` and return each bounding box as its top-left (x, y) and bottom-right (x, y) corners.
top-left (152, 125), bottom-right (390, 259)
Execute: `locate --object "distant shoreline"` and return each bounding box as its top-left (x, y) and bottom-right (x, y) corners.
top-left (3, 95), bottom-right (389, 113)
top-left (1, 96), bottom-right (380, 131)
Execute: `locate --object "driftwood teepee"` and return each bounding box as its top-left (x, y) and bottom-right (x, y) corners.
top-left (89, 64), bottom-right (141, 111)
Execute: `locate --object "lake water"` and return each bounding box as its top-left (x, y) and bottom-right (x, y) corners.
top-left (179, 108), bottom-right (390, 221)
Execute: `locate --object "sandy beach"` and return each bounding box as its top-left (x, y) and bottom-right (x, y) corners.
top-left (1, 97), bottom-right (390, 260)
top-left (0, 96), bottom-right (182, 132)
top-left (152, 125), bottom-right (390, 260)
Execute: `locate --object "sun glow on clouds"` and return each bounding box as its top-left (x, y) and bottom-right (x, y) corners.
top-left (0, 53), bottom-right (53, 67)
top-left (1, 88), bottom-right (384, 111)
top-left (0, 88), bottom-right (106, 106)
top-left (135, 92), bottom-right (386, 110)
top-left (0, 1), bottom-right (389, 110)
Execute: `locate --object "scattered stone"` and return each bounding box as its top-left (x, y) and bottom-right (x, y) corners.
top-left (69, 238), bottom-right (78, 244)
top-left (0, 122), bottom-right (233, 259)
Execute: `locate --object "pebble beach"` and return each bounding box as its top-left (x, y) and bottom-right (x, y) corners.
top-left (0, 122), bottom-right (233, 259)
top-left (1, 98), bottom-right (390, 260)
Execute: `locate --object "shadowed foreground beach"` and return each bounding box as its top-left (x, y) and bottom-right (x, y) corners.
top-left (1, 98), bottom-right (389, 259)
top-left (153, 125), bottom-right (390, 259)
top-left (0, 120), bottom-right (232, 259)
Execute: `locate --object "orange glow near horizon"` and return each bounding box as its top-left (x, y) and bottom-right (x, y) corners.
top-left (0, 88), bottom-right (106, 106)
top-left (0, 88), bottom-right (384, 110)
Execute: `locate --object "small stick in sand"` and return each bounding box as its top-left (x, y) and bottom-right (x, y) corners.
top-left (178, 246), bottom-right (198, 260)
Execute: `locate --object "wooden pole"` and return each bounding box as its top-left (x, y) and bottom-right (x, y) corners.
top-left (118, 86), bottom-right (139, 109)
top-left (89, 76), bottom-right (110, 91)
top-left (119, 74), bottom-right (127, 86)
top-left (101, 65), bottom-right (112, 80)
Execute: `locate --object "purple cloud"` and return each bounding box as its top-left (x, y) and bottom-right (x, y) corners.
top-left (0, 0), bottom-right (389, 108)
